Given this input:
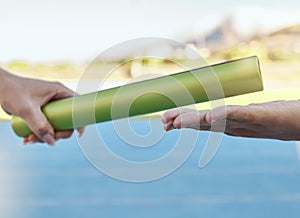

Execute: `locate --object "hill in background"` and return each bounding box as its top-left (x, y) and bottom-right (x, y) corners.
top-left (1, 6), bottom-right (300, 82)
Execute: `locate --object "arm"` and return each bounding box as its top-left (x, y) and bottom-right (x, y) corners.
top-left (161, 100), bottom-right (300, 141)
top-left (0, 68), bottom-right (83, 146)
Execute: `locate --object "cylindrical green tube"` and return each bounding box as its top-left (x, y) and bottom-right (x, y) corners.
top-left (12, 56), bottom-right (263, 137)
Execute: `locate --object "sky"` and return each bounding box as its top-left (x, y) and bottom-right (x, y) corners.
top-left (0, 0), bottom-right (300, 62)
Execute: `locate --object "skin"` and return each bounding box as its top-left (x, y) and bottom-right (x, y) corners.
top-left (162, 100), bottom-right (300, 141)
top-left (0, 68), bottom-right (84, 146)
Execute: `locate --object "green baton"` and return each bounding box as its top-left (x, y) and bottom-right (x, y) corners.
top-left (11, 56), bottom-right (263, 137)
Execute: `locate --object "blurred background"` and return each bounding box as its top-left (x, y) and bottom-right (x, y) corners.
top-left (1, 1), bottom-right (300, 218)
top-left (0, 0), bottom-right (299, 77)
top-left (1, 0), bottom-right (300, 117)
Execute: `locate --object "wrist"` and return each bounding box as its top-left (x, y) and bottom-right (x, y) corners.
top-left (0, 68), bottom-right (17, 104)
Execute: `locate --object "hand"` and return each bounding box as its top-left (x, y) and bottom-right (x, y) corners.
top-left (0, 73), bottom-right (84, 146)
top-left (161, 100), bottom-right (300, 141)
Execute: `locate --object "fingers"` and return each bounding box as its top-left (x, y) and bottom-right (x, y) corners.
top-left (163, 106), bottom-right (236, 127)
top-left (22, 82), bottom-right (82, 145)
top-left (3, 76), bottom-right (82, 145)
top-left (38, 82), bottom-right (76, 106)
top-left (52, 82), bottom-right (76, 100)
top-left (21, 105), bottom-right (55, 146)
top-left (161, 108), bottom-right (194, 124)
top-left (54, 130), bottom-right (74, 140)
top-left (162, 106), bottom-right (255, 133)
top-left (161, 108), bottom-right (197, 131)
top-left (161, 102), bottom-right (300, 140)
top-left (173, 110), bottom-right (210, 130)
top-left (23, 103), bottom-right (84, 146)
top-left (24, 129), bottom-right (76, 145)
top-left (164, 121), bottom-right (175, 131)
top-left (162, 108), bottom-right (211, 131)
top-left (23, 134), bottom-right (42, 144)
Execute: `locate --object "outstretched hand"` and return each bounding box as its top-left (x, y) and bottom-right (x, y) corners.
top-left (162, 100), bottom-right (300, 141)
top-left (0, 73), bottom-right (84, 146)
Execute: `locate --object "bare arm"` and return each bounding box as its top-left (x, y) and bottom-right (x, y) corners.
top-left (161, 100), bottom-right (300, 141)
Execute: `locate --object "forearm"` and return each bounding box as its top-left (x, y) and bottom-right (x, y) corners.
top-left (0, 68), bottom-right (18, 104)
top-left (0, 68), bottom-right (13, 104)
top-left (0, 68), bottom-right (9, 103)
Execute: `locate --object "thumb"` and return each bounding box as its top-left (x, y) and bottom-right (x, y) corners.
top-left (22, 106), bottom-right (55, 146)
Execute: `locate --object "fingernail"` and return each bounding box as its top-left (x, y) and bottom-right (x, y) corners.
top-left (42, 134), bottom-right (55, 146)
